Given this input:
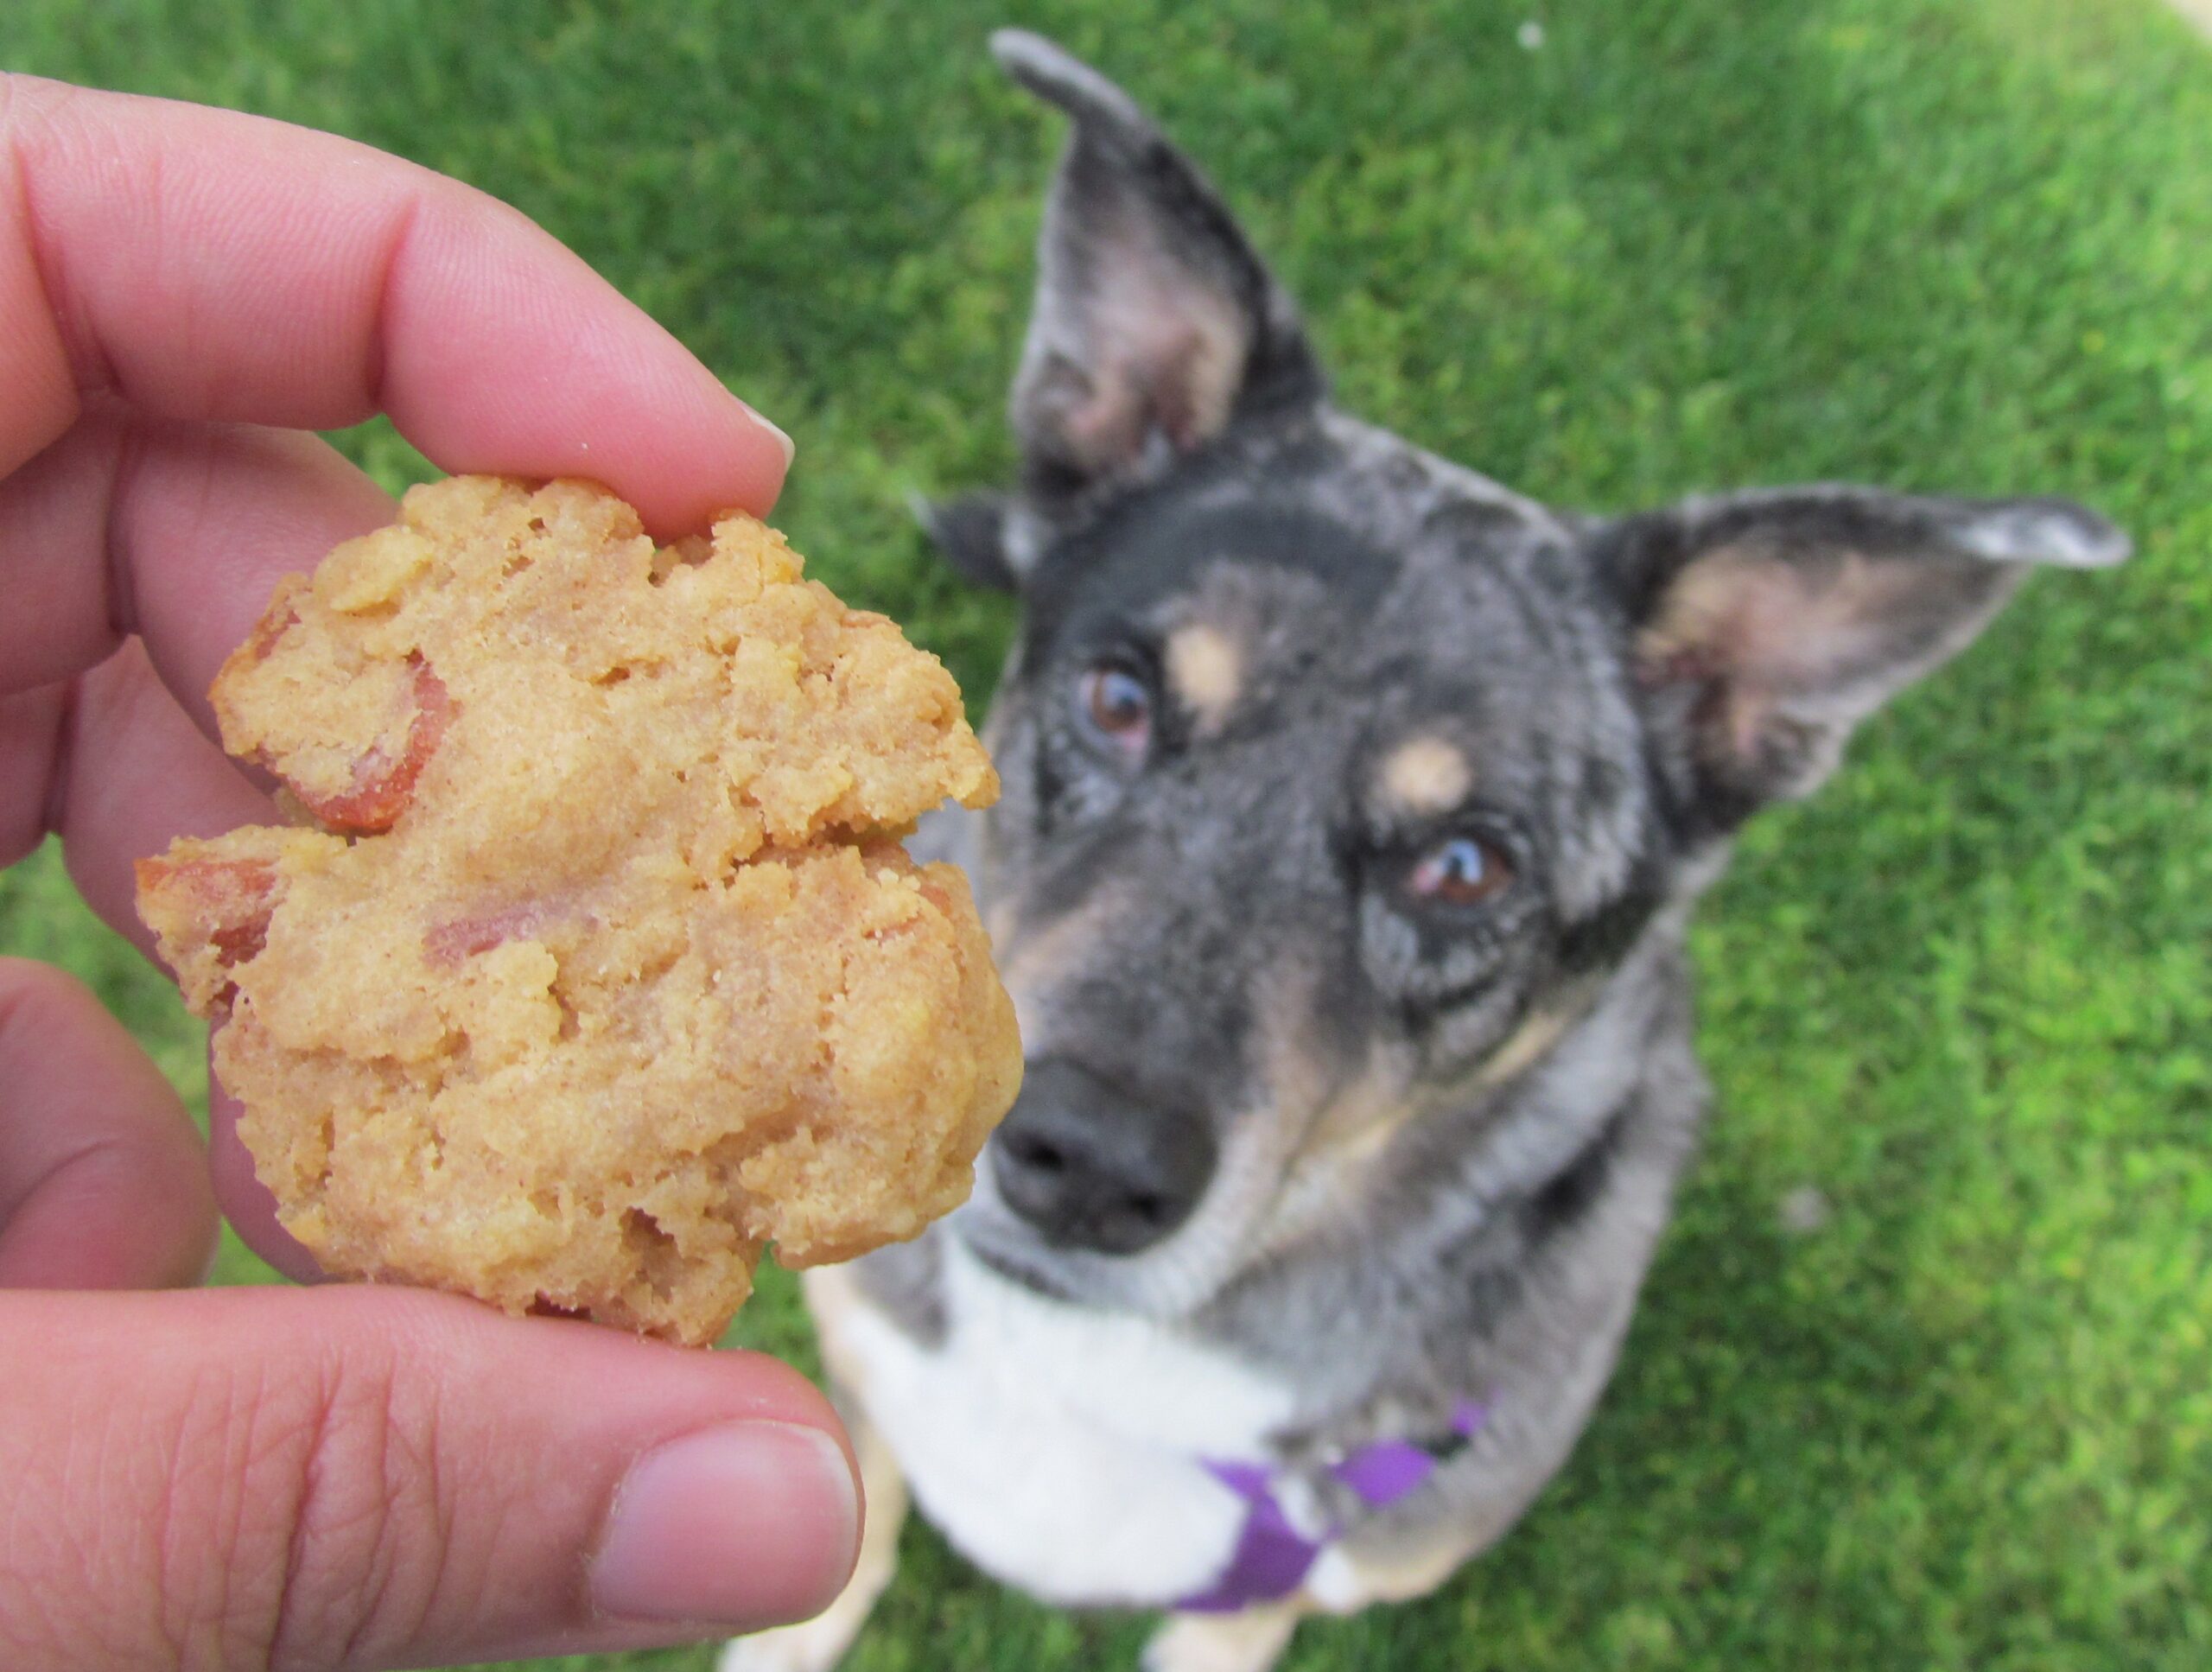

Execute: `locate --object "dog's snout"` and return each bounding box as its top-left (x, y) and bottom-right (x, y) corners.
top-left (991, 1059), bottom-right (1217, 1256)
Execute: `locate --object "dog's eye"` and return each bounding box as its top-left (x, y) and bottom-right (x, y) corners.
top-left (1077, 661), bottom-right (1153, 759)
top-left (1404, 835), bottom-right (1514, 908)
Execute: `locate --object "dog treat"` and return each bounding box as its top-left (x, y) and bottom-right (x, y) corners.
top-left (138, 475), bottom-right (1021, 1345)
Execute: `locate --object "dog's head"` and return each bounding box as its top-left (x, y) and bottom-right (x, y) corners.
top-left (932, 33), bottom-right (2125, 1316)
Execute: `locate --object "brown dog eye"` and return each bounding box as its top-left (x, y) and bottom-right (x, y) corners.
top-left (1406, 835), bottom-right (1513, 907)
top-left (1077, 664), bottom-right (1153, 756)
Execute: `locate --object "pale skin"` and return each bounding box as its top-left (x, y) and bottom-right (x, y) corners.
top-left (0, 74), bottom-right (867, 1669)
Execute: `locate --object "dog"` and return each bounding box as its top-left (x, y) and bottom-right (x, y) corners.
top-left (725, 31), bottom-right (2127, 1672)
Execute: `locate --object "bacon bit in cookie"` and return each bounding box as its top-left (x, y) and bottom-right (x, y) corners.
top-left (289, 658), bottom-right (453, 834)
top-left (423, 898), bottom-right (568, 966)
top-left (134, 853), bottom-right (283, 1006)
top-left (137, 855), bottom-right (279, 966)
top-left (234, 602), bottom-right (302, 670)
top-left (213, 912), bottom-right (271, 970)
top-left (912, 868), bottom-right (957, 917)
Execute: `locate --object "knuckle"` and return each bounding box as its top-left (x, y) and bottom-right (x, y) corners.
top-left (156, 1348), bottom-right (450, 1671)
top-left (0, 79), bottom-right (112, 245)
top-left (264, 1354), bottom-right (448, 1671)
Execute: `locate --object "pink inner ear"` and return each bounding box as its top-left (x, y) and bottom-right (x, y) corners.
top-left (1058, 352), bottom-right (1144, 470)
top-left (1634, 544), bottom-right (1955, 781)
top-left (1065, 250), bottom-right (1250, 472)
top-left (1640, 547), bottom-right (1932, 708)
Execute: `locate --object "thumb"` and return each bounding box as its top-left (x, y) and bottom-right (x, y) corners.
top-left (0, 1287), bottom-right (861, 1670)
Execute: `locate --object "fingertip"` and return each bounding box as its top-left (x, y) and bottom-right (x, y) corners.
top-left (591, 1418), bottom-right (859, 1632)
top-left (376, 184), bottom-right (792, 537)
top-left (747, 403), bottom-right (798, 474)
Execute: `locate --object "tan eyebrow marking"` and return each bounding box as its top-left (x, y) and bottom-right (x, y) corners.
top-left (1378, 735), bottom-right (1472, 815)
top-left (1165, 622), bottom-right (1243, 733)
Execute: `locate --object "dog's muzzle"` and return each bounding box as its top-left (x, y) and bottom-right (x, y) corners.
top-left (989, 1058), bottom-right (1217, 1256)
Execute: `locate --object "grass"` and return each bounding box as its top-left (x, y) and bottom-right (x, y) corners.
top-left (3, 1), bottom-right (2208, 1667)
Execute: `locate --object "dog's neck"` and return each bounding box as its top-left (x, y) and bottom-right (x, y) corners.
top-left (1187, 894), bottom-right (1707, 1421)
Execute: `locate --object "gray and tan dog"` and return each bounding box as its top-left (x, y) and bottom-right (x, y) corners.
top-left (728, 32), bottom-right (2126, 1672)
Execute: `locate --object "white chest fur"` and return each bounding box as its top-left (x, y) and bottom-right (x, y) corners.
top-left (835, 1241), bottom-right (1300, 1605)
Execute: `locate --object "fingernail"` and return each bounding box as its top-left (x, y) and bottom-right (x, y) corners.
top-left (591, 1421), bottom-right (858, 1630)
top-left (745, 404), bottom-right (797, 469)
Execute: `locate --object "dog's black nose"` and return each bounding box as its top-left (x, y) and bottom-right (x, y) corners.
top-left (990, 1059), bottom-right (1217, 1256)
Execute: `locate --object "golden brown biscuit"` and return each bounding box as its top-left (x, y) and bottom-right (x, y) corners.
top-left (138, 475), bottom-right (1020, 1345)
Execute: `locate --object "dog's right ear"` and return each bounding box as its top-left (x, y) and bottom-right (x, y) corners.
top-left (992, 31), bottom-right (1325, 527)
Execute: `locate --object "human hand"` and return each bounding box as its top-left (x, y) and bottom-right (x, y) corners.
top-left (0, 74), bottom-right (858, 1669)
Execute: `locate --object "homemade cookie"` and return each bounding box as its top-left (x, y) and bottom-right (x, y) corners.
top-left (138, 476), bottom-right (1020, 1345)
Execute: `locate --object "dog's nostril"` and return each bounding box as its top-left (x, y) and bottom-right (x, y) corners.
top-left (1005, 1132), bottom-right (1068, 1175)
top-left (991, 1059), bottom-right (1218, 1256)
top-left (1127, 1191), bottom-right (1171, 1227)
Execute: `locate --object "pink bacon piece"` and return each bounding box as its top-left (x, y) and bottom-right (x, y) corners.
top-left (138, 855), bottom-right (279, 967)
top-left (285, 657), bottom-right (453, 835)
top-left (135, 854), bottom-right (283, 1008)
top-left (423, 897), bottom-right (575, 967)
top-left (235, 601), bottom-right (302, 669)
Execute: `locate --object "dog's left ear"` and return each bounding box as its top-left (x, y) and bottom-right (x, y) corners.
top-left (993, 31), bottom-right (1325, 518)
top-left (912, 490), bottom-right (1020, 593)
top-left (1599, 486), bottom-right (2128, 830)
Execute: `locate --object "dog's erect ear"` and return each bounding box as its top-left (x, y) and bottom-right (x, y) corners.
top-left (1599, 486), bottom-right (2127, 830)
top-left (992, 30), bottom-right (1325, 512)
top-left (911, 491), bottom-right (1020, 593)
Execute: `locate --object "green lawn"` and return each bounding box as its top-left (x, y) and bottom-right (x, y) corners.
top-left (3, 2), bottom-right (2208, 1668)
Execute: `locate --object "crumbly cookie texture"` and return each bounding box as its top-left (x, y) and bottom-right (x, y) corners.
top-left (138, 475), bottom-right (1020, 1345)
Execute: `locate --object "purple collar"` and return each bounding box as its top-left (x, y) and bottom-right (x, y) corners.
top-left (1176, 1398), bottom-right (1487, 1613)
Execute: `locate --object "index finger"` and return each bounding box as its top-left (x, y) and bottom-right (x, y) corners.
top-left (0, 74), bottom-right (790, 537)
